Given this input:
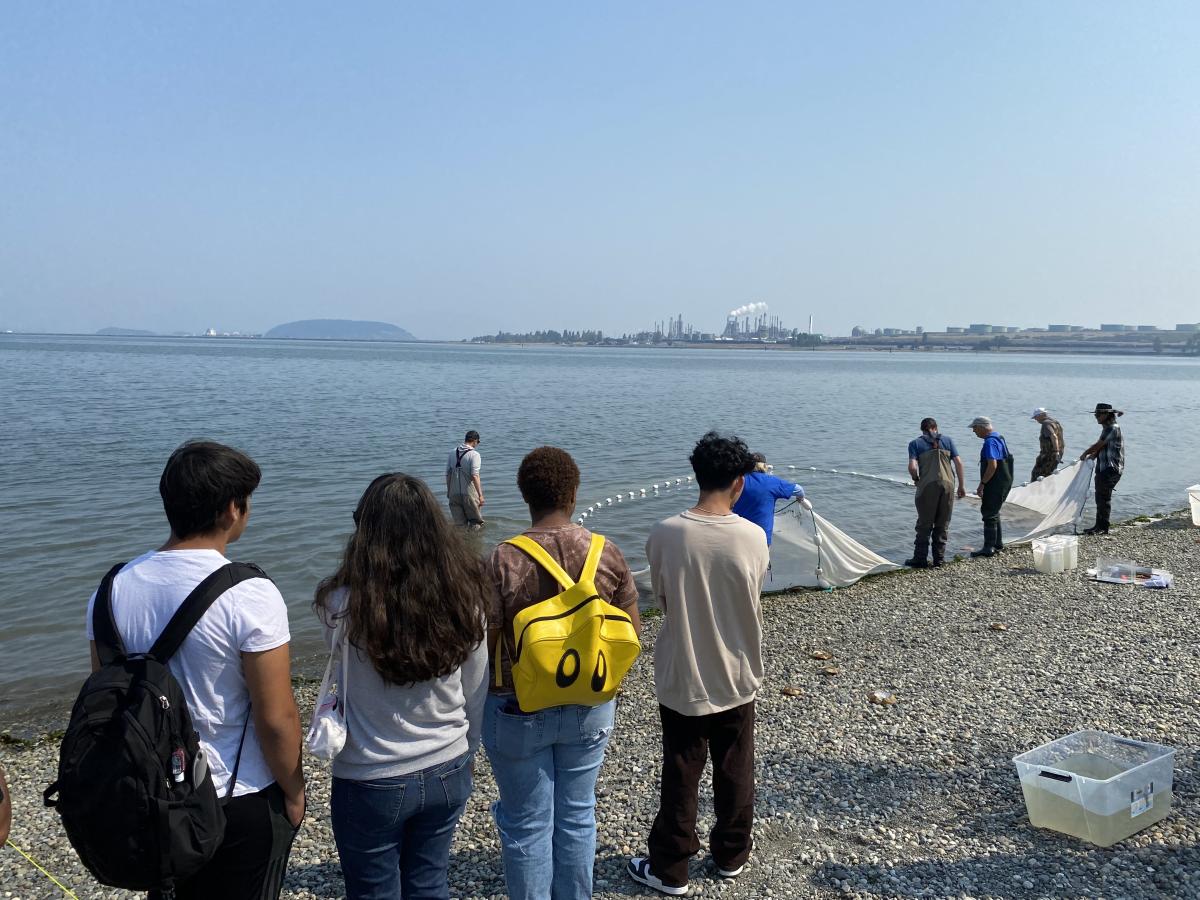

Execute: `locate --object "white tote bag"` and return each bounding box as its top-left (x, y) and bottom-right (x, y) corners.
top-left (306, 616), bottom-right (349, 759)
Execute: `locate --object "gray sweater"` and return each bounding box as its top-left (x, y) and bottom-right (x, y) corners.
top-left (323, 588), bottom-right (489, 781)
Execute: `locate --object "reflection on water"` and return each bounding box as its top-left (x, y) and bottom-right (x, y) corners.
top-left (2, 334), bottom-right (1195, 716)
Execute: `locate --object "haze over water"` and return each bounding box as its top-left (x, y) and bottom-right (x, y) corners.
top-left (3, 334), bottom-right (1197, 719)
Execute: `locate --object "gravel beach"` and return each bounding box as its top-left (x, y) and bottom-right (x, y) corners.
top-left (3, 513), bottom-right (1197, 899)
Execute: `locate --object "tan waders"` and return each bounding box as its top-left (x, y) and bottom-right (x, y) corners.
top-left (909, 437), bottom-right (956, 567)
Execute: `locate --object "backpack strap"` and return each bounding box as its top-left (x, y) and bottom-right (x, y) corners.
top-left (149, 562), bottom-right (272, 663)
top-left (92, 563), bottom-right (129, 667)
top-left (504, 536), bottom-right (576, 591)
top-left (579, 533), bottom-right (606, 584)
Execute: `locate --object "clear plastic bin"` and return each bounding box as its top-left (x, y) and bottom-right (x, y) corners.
top-left (1055, 534), bottom-right (1078, 570)
top-left (1093, 557), bottom-right (1137, 584)
top-left (1189, 485), bottom-right (1200, 527)
top-left (1013, 730), bottom-right (1175, 846)
top-left (1032, 538), bottom-right (1066, 574)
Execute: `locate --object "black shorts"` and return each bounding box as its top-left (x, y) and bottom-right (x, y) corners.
top-left (151, 782), bottom-right (299, 900)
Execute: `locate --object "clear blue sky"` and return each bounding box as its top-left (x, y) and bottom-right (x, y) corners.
top-left (2, 1), bottom-right (1197, 338)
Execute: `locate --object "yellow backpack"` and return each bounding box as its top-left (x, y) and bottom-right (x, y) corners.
top-left (496, 533), bottom-right (641, 713)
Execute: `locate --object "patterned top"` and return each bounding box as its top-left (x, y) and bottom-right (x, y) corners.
top-left (487, 524), bottom-right (639, 693)
top-left (1038, 417), bottom-right (1065, 461)
top-left (1098, 423), bottom-right (1124, 474)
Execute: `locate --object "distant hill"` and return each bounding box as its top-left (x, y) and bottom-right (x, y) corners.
top-left (97, 327), bottom-right (156, 336)
top-left (264, 319), bottom-right (417, 341)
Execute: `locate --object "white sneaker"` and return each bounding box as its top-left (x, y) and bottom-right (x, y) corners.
top-left (716, 863), bottom-right (744, 878)
top-left (627, 857), bottom-right (688, 896)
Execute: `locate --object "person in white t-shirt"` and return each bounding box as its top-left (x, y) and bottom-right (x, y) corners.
top-left (445, 429), bottom-right (485, 529)
top-left (84, 441), bottom-right (304, 900)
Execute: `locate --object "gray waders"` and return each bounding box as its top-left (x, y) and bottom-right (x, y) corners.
top-left (910, 439), bottom-right (956, 567)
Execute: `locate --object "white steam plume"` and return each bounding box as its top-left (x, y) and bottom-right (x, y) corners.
top-left (728, 302), bottom-right (768, 317)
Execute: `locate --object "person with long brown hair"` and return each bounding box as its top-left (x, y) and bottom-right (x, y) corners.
top-left (314, 473), bottom-right (489, 900)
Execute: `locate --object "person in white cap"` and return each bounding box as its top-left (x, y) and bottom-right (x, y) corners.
top-left (1029, 408), bottom-right (1064, 480)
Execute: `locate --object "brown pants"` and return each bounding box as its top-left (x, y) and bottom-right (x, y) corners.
top-left (913, 482), bottom-right (953, 564)
top-left (648, 701), bottom-right (755, 887)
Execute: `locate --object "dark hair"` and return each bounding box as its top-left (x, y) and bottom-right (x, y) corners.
top-left (689, 431), bottom-right (755, 491)
top-left (517, 446), bottom-right (580, 513)
top-left (920, 418), bottom-right (938, 432)
top-left (465, 430), bottom-right (480, 442)
top-left (159, 441), bottom-right (261, 540)
top-left (314, 474), bottom-right (488, 687)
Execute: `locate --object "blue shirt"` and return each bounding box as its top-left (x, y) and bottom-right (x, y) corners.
top-left (907, 433), bottom-right (959, 460)
top-left (732, 472), bottom-right (804, 545)
top-left (981, 433), bottom-right (1010, 462)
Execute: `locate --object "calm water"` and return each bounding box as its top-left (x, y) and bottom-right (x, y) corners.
top-left (3, 335), bottom-right (1197, 718)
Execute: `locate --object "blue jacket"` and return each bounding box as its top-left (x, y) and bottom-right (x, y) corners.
top-left (733, 472), bottom-right (804, 545)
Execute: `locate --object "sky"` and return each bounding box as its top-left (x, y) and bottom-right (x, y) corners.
top-left (1, 2), bottom-right (1198, 339)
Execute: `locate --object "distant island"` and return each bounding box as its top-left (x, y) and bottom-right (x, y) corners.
top-left (263, 319), bottom-right (417, 341)
top-left (97, 327), bottom-right (156, 336)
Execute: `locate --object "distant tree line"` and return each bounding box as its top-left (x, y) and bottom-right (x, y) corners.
top-left (471, 329), bottom-right (606, 344)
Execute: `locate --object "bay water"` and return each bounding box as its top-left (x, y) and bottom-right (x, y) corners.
top-left (3, 334), bottom-right (1197, 720)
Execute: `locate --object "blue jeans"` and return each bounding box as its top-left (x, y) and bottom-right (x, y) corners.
top-left (330, 751), bottom-right (473, 900)
top-left (483, 694), bottom-right (616, 900)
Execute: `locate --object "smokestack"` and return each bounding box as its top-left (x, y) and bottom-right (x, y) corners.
top-left (809, 314), bottom-right (813, 334)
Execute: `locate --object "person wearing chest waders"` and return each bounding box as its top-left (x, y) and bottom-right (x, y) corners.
top-left (968, 416), bottom-right (1015, 558)
top-left (905, 419), bottom-right (967, 568)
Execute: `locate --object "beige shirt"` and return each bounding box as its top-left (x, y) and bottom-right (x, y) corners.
top-left (646, 510), bottom-right (770, 716)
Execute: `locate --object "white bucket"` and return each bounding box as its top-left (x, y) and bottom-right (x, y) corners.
top-left (1032, 538), bottom-right (1066, 574)
top-left (1054, 534), bottom-right (1079, 571)
top-left (1188, 485), bottom-right (1200, 527)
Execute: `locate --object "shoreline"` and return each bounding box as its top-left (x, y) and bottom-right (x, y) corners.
top-left (3, 512), bottom-right (1197, 898)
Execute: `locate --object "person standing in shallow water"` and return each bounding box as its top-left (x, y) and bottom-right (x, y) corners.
top-left (1080, 403), bottom-right (1125, 535)
top-left (905, 418), bottom-right (967, 568)
top-left (446, 430), bottom-right (485, 530)
top-left (1029, 408), bottom-right (1065, 480)
top-left (968, 416), bottom-right (1014, 558)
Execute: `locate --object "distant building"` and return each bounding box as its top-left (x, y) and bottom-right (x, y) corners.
top-left (874, 328), bottom-right (883, 336)
top-left (1136, 325), bottom-right (1158, 332)
top-left (1100, 324), bottom-right (1132, 332)
top-left (915, 326), bottom-right (924, 334)
top-left (946, 327), bottom-right (965, 334)
top-left (968, 324), bottom-right (992, 334)
top-left (1069, 326), bottom-right (1086, 332)
top-left (883, 328), bottom-right (901, 336)
top-left (1048, 325), bottom-right (1069, 332)
top-left (1006, 327), bottom-right (1020, 333)
top-left (1176, 323), bottom-right (1200, 332)
top-left (851, 325), bottom-right (866, 337)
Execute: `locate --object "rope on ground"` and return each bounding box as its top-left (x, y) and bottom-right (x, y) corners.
top-left (4, 839), bottom-right (82, 899)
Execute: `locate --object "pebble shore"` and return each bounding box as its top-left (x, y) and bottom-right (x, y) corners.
top-left (3, 513), bottom-right (1197, 899)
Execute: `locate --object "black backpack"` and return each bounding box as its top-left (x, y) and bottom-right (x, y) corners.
top-left (44, 561), bottom-right (270, 893)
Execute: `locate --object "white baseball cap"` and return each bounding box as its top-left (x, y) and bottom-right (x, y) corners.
top-left (1030, 408), bottom-right (1048, 419)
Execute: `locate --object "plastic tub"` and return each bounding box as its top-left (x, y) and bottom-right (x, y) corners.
top-left (1013, 730), bottom-right (1175, 846)
top-left (1189, 485), bottom-right (1200, 526)
top-left (1032, 538), bottom-right (1065, 574)
top-left (1054, 534), bottom-right (1078, 571)
top-left (1093, 557), bottom-right (1137, 584)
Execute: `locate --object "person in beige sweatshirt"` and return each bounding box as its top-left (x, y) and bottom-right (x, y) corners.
top-left (628, 432), bottom-right (770, 896)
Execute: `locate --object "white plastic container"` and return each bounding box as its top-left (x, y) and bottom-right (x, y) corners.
top-left (1189, 484), bottom-right (1200, 526)
top-left (1053, 534), bottom-right (1078, 571)
top-left (1013, 730), bottom-right (1175, 846)
top-left (1032, 538), bottom-right (1065, 574)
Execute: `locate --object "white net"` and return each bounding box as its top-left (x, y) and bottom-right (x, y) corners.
top-left (597, 459), bottom-right (1095, 594)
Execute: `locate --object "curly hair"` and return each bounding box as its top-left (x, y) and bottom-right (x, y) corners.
top-left (313, 473), bottom-right (488, 686)
top-left (689, 431), bottom-right (756, 490)
top-left (517, 446), bottom-right (581, 512)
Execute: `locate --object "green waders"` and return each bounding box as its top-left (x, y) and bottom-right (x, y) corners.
top-left (911, 438), bottom-right (956, 567)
